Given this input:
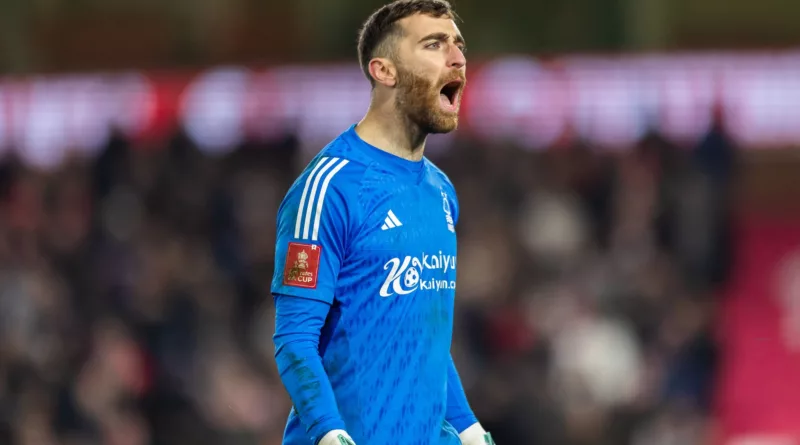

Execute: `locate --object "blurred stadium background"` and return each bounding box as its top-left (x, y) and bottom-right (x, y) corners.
top-left (1, 0), bottom-right (800, 444)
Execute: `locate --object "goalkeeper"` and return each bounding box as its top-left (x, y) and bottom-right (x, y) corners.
top-left (271, 1), bottom-right (494, 444)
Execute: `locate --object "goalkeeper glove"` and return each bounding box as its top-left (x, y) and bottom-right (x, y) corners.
top-left (318, 426), bottom-right (495, 445)
top-left (459, 423), bottom-right (496, 445)
top-left (318, 429), bottom-right (355, 445)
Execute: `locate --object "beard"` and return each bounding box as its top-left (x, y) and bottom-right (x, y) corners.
top-left (395, 64), bottom-right (464, 134)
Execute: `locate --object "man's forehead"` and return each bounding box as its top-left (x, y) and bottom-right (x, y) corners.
top-left (397, 13), bottom-right (462, 40)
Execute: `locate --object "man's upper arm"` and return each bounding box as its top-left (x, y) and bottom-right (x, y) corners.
top-left (271, 157), bottom-right (353, 304)
top-left (451, 184), bottom-right (460, 226)
top-left (439, 170), bottom-right (460, 226)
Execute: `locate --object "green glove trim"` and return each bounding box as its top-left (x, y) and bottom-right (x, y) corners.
top-left (337, 434), bottom-right (355, 445)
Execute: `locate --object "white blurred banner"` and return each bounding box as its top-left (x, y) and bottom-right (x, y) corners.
top-left (2, 51), bottom-right (800, 166)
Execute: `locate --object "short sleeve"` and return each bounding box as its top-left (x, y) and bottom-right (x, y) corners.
top-left (271, 157), bottom-right (353, 304)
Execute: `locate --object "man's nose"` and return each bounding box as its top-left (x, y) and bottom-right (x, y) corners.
top-left (448, 45), bottom-right (466, 69)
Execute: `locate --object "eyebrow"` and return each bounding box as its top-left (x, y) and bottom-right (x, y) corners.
top-left (418, 32), bottom-right (466, 47)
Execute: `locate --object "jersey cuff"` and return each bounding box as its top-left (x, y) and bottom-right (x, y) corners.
top-left (311, 417), bottom-right (348, 445)
top-left (450, 413), bottom-right (479, 434)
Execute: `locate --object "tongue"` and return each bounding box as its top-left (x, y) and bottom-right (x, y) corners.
top-left (439, 93), bottom-right (452, 106)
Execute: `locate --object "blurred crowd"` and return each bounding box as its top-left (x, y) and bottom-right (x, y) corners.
top-left (0, 115), bottom-right (737, 445)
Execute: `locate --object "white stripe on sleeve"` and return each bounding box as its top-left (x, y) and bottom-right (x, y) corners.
top-left (302, 157), bottom-right (340, 240)
top-left (294, 157), bottom-right (331, 239)
top-left (311, 159), bottom-right (350, 241)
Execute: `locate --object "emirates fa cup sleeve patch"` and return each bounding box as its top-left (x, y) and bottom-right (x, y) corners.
top-left (283, 242), bottom-right (322, 289)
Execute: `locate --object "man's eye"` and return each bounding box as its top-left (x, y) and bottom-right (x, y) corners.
top-left (426, 42), bottom-right (441, 49)
top-left (458, 46), bottom-right (467, 54)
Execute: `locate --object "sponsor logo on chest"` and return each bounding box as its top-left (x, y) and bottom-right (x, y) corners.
top-left (379, 251), bottom-right (457, 297)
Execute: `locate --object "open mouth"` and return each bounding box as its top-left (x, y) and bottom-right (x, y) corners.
top-left (439, 80), bottom-right (463, 110)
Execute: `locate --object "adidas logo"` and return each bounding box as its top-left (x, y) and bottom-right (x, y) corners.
top-left (381, 210), bottom-right (403, 231)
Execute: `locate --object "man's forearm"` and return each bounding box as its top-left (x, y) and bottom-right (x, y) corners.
top-left (445, 355), bottom-right (479, 433)
top-left (274, 294), bottom-right (346, 443)
top-left (275, 336), bottom-right (346, 441)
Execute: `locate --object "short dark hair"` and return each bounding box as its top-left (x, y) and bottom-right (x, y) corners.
top-left (357, 0), bottom-right (456, 87)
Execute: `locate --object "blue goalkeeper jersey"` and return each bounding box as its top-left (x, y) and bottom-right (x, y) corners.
top-left (271, 124), bottom-right (462, 445)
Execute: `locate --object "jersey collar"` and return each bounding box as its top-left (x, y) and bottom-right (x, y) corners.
top-left (345, 124), bottom-right (426, 175)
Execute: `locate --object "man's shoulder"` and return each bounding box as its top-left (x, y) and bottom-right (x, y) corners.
top-left (424, 158), bottom-right (457, 192)
top-left (276, 152), bottom-right (366, 240)
top-left (287, 155), bottom-right (366, 204)
top-left (278, 135), bottom-right (371, 220)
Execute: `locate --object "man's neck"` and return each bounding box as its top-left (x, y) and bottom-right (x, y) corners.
top-left (355, 107), bottom-right (427, 162)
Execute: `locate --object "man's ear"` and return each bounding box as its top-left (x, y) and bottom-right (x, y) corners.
top-left (368, 58), bottom-right (397, 87)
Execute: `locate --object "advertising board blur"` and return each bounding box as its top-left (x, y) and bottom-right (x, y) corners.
top-left (1, 51), bottom-right (800, 167)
